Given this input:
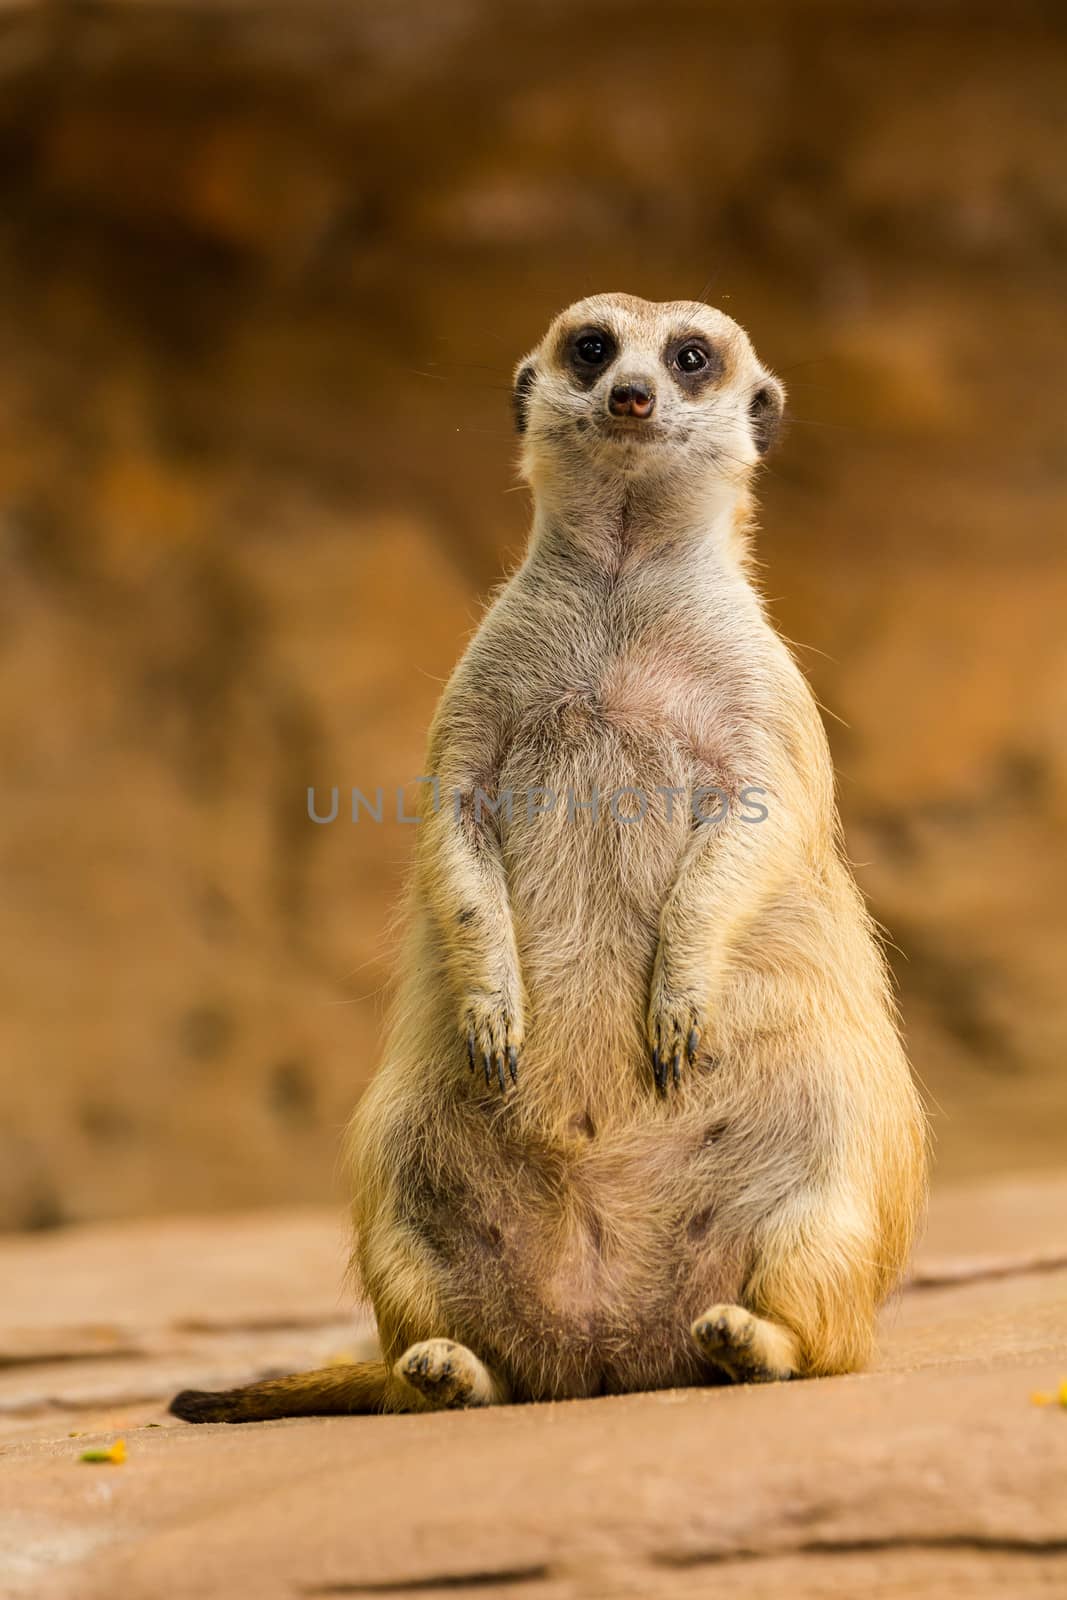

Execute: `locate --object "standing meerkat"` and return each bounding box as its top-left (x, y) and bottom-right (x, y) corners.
top-left (172, 293), bottom-right (926, 1422)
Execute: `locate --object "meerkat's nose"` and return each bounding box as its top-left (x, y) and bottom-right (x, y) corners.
top-left (608, 380), bottom-right (656, 420)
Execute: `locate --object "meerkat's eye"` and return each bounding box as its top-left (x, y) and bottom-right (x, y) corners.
top-left (575, 332), bottom-right (612, 366)
top-left (676, 345), bottom-right (708, 373)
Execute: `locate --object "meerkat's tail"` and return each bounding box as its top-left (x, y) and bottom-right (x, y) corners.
top-left (169, 1360), bottom-right (392, 1424)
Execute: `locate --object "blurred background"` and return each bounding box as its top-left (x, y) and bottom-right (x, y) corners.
top-left (0, 0), bottom-right (1064, 1230)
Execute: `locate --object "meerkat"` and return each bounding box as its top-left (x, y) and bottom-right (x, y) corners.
top-left (171, 293), bottom-right (926, 1422)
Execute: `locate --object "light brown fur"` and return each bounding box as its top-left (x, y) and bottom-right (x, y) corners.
top-left (171, 294), bottom-right (926, 1424)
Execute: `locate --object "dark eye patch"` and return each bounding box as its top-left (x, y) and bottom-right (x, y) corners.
top-left (564, 326), bottom-right (617, 388)
top-left (663, 334), bottom-right (724, 393)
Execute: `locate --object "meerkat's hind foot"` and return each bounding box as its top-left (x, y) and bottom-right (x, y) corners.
top-left (692, 1304), bottom-right (799, 1384)
top-left (394, 1338), bottom-right (503, 1410)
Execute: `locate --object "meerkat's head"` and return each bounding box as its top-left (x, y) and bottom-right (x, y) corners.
top-left (513, 293), bottom-right (784, 497)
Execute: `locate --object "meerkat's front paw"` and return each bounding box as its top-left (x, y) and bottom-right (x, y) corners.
top-left (647, 964), bottom-right (703, 1093)
top-left (395, 1339), bottom-right (498, 1409)
top-left (692, 1304), bottom-right (799, 1383)
top-left (462, 992), bottom-right (523, 1092)
top-left (648, 997), bottom-right (702, 1093)
top-left (647, 936), bottom-right (719, 1093)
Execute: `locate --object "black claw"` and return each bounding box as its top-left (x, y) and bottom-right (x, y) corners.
top-left (467, 1031), bottom-right (476, 1072)
top-left (687, 1027), bottom-right (699, 1062)
top-left (652, 1048), bottom-right (666, 1094)
top-left (482, 1052), bottom-right (492, 1086)
top-left (496, 1053), bottom-right (507, 1092)
top-left (672, 1050), bottom-right (682, 1087)
top-left (508, 1046), bottom-right (518, 1084)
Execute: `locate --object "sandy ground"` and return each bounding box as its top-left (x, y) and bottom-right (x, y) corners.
top-left (1, 1175), bottom-right (1066, 1599)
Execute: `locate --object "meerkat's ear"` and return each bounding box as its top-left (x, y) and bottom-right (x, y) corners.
top-left (749, 375), bottom-right (786, 456)
top-left (512, 363), bottom-right (536, 435)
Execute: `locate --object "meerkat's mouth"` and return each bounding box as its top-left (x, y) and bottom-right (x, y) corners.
top-left (598, 418), bottom-right (664, 445)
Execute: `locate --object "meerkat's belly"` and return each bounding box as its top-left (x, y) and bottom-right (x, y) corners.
top-left (384, 704), bottom-right (818, 1395)
top-left (406, 692), bottom-right (779, 1396)
top-left (397, 1097), bottom-right (767, 1399)
top-left (499, 695), bottom-right (698, 1052)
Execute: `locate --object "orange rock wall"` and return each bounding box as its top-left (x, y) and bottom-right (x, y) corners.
top-left (1, 1), bottom-right (1065, 1224)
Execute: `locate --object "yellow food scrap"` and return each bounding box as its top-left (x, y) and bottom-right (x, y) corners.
top-left (79, 1438), bottom-right (127, 1464)
top-left (1030, 1380), bottom-right (1067, 1408)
